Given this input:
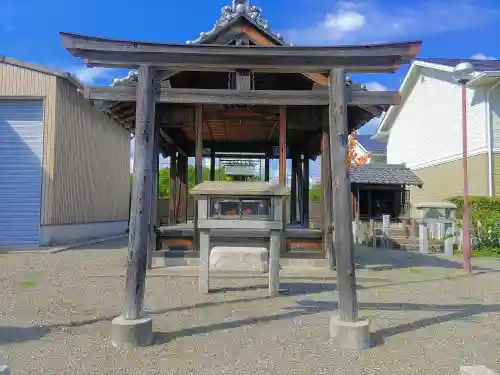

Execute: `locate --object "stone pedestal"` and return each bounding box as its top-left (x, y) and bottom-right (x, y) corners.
top-left (210, 246), bottom-right (269, 273)
top-left (330, 315), bottom-right (370, 350)
top-left (111, 314), bottom-right (153, 349)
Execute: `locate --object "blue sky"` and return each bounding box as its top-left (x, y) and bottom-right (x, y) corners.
top-left (2, 0), bottom-right (499, 180)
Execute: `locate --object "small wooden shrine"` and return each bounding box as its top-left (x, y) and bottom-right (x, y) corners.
top-left (60, 0), bottom-right (420, 327)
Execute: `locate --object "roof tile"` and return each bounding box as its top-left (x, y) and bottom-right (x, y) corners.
top-left (350, 164), bottom-right (423, 186)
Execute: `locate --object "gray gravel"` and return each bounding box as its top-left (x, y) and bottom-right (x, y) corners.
top-left (1, 239), bottom-right (500, 375)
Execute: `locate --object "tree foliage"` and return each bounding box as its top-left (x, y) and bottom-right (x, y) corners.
top-left (157, 165), bottom-right (232, 199)
top-left (130, 165), bottom-right (233, 199)
top-left (309, 184), bottom-right (322, 201)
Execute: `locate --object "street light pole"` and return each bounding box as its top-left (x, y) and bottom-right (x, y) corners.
top-left (460, 82), bottom-right (472, 273)
top-left (453, 62), bottom-right (474, 273)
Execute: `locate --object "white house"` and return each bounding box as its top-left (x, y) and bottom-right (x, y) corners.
top-left (374, 58), bottom-right (500, 206)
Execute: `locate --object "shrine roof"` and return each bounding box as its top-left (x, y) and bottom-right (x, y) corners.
top-left (350, 164), bottom-right (423, 187)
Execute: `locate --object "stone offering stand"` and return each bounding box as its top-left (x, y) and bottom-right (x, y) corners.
top-left (190, 181), bottom-right (289, 296)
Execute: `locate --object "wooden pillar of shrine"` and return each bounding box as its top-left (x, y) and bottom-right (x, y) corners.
top-left (296, 154), bottom-right (304, 226)
top-left (210, 151), bottom-right (216, 181)
top-left (147, 128), bottom-right (159, 270)
top-left (279, 107), bottom-right (287, 186)
top-left (195, 104), bottom-right (203, 185)
top-left (174, 151), bottom-right (185, 223)
top-left (194, 104), bottom-right (203, 251)
top-left (178, 154), bottom-right (188, 223)
top-left (290, 152), bottom-right (298, 224)
top-left (321, 120), bottom-right (334, 269)
top-left (121, 65), bottom-right (156, 325)
top-left (279, 107), bottom-right (287, 253)
top-left (301, 152), bottom-right (310, 228)
top-left (264, 156), bottom-right (270, 182)
top-left (328, 68), bottom-right (359, 323)
top-left (168, 149), bottom-right (177, 225)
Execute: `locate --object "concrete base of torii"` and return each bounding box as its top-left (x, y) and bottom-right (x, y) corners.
top-left (111, 314), bottom-right (153, 349)
top-left (330, 315), bottom-right (371, 350)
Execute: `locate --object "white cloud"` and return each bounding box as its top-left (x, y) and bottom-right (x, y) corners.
top-left (470, 53), bottom-right (496, 60)
top-left (72, 67), bottom-right (115, 85)
top-left (364, 81), bottom-right (387, 91)
top-left (285, 1), bottom-right (496, 45)
top-left (323, 9), bottom-right (366, 33)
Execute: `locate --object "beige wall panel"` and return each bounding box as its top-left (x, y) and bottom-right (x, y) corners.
top-left (50, 77), bottom-right (130, 225)
top-left (492, 153), bottom-right (500, 196)
top-left (410, 153), bottom-right (489, 214)
top-left (0, 62), bottom-right (58, 225)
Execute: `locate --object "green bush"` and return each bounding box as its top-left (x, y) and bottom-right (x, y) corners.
top-left (446, 196), bottom-right (500, 256)
top-left (446, 196), bottom-right (500, 219)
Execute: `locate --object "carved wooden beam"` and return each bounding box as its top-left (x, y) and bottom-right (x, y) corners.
top-left (85, 86), bottom-right (400, 106)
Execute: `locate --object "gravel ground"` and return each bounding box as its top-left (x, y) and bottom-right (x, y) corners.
top-left (1, 239), bottom-right (500, 375)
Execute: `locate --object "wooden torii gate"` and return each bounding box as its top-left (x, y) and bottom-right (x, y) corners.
top-left (60, 31), bottom-right (421, 349)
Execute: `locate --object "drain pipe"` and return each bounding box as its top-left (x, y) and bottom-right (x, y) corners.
top-left (486, 80), bottom-right (500, 197)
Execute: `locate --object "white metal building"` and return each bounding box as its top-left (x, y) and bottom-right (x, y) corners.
top-left (0, 56), bottom-right (130, 248)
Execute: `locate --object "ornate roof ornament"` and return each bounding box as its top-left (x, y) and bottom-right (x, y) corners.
top-left (112, 70), bottom-right (137, 86)
top-left (112, 1), bottom-right (280, 86)
top-left (186, 0), bottom-right (277, 44)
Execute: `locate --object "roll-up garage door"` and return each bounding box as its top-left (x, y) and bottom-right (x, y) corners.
top-left (0, 100), bottom-right (44, 246)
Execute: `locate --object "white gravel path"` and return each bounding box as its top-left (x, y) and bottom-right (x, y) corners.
top-left (1, 239), bottom-right (500, 375)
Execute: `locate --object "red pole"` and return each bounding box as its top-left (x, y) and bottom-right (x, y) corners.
top-left (461, 84), bottom-right (472, 273)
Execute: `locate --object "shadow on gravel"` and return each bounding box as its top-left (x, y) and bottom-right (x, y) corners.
top-left (153, 300), bottom-right (500, 347)
top-left (4, 279), bottom-right (500, 347)
top-left (0, 281), bottom-right (338, 345)
top-left (291, 300), bottom-right (500, 348)
top-left (354, 246), bottom-right (493, 272)
top-left (211, 282), bottom-right (337, 295)
top-left (0, 326), bottom-right (52, 345)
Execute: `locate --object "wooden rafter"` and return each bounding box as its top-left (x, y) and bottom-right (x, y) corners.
top-left (158, 129), bottom-right (186, 157)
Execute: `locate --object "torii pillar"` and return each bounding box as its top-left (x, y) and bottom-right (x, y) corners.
top-left (111, 65), bottom-right (155, 349)
top-left (328, 68), bottom-right (370, 350)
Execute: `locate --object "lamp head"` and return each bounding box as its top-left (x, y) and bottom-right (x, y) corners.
top-left (453, 62), bottom-right (475, 84)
